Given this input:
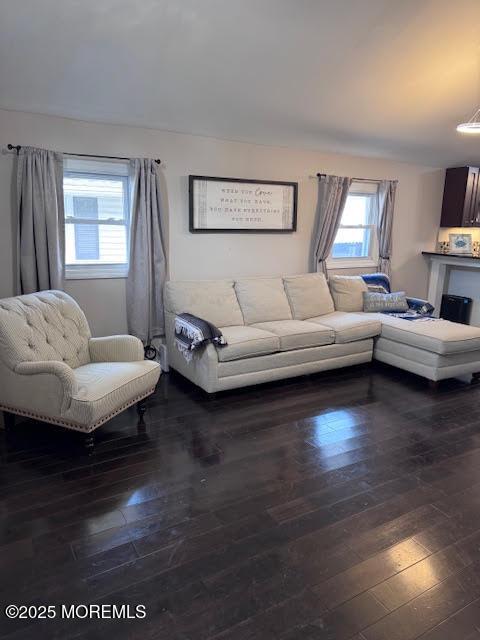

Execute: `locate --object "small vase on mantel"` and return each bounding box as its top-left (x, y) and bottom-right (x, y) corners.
top-left (438, 241), bottom-right (450, 254)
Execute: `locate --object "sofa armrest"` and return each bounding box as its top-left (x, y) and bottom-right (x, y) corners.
top-left (15, 360), bottom-right (78, 411)
top-left (89, 335), bottom-right (145, 363)
top-left (164, 311), bottom-right (219, 392)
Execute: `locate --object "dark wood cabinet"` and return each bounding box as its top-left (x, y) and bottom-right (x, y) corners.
top-left (440, 166), bottom-right (480, 227)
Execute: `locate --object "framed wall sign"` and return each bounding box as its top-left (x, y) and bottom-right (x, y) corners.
top-left (189, 175), bottom-right (297, 233)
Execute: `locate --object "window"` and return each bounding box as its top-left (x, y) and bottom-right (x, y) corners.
top-left (63, 158), bottom-right (130, 279)
top-left (328, 181), bottom-right (379, 268)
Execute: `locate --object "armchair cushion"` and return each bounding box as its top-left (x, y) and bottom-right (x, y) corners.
top-left (66, 361), bottom-right (160, 430)
top-left (89, 335), bottom-right (144, 362)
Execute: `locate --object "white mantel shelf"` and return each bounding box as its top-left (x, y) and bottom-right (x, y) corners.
top-left (422, 251), bottom-right (480, 317)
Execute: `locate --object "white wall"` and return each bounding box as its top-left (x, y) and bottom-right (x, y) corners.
top-left (0, 109), bottom-right (444, 335)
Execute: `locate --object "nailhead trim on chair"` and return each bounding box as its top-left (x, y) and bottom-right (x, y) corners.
top-left (0, 388), bottom-right (156, 434)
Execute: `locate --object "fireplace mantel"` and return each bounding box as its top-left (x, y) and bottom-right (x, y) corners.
top-left (422, 251), bottom-right (480, 317)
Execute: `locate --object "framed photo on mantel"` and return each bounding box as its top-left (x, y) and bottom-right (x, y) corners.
top-left (449, 233), bottom-right (472, 255)
top-left (189, 175), bottom-right (298, 233)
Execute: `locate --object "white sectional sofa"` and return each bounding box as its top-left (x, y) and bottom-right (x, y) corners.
top-left (164, 274), bottom-right (480, 393)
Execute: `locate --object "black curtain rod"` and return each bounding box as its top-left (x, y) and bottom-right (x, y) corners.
top-left (7, 144), bottom-right (161, 164)
top-left (315, 173), bottom-right (396, 183)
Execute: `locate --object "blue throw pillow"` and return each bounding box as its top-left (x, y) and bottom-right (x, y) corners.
top-left (363, 291), bottom-right (409, 313)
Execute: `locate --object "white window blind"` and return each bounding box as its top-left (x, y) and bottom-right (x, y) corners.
top-left (328, 181), bottom-right (379, 269)
top-left (63, 157), bottom-right (131, 279)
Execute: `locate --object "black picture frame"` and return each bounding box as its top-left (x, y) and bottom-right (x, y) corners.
top-left (189, 175), bottom-right (298, 233)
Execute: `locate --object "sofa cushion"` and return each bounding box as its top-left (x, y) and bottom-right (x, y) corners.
top-left (308, 311), bottom-right (381, 344)
top-left (252, 320), bottom-right (334, 351)
top-left (164, 280), bottom-right (243, 327)
top-left (283, 273), bottom-right (335, 320)
top-left (378, 315), bottom-right (480, 355)
top-left (235, 278), bottom-right (292, 324)
top-left (216, 326), bottom-right (280, 362)
top-left (329, 276), bottom-right (368, 312)
top-left (218, 340), bottom-right (374, 378)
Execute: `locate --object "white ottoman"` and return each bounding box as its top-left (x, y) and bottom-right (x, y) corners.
top-left (373, 315), bottom-right (480, 383)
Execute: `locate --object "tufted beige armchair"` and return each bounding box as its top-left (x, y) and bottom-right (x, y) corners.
top-left (0, 290), bottom-right (161, 451)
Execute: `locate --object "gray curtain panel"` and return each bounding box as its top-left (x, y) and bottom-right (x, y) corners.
top-left (126, 158), bottom-right (167, 344)
top-left (16, 147), bottom-right (64, 294)
top-left (310, 174), bottom-right (352, 275)
top-left (377, 180), bottom-right (398, 276)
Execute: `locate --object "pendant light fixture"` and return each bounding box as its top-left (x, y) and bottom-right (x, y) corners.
top-left (457, 107), bottom-right (480, 134)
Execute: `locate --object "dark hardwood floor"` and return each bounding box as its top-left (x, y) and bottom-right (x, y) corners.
top-left (2, 362), bottom-right (480, 639)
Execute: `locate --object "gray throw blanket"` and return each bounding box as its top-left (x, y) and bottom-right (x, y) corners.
top-left (174, 313), bottom-right (227, 363)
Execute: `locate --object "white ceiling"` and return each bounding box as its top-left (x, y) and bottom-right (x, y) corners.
top-left (1, 0), bottom-right (480, 166)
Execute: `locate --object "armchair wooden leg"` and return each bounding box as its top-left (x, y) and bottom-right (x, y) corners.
top-left (2, 411), bottom-right (15, 454)
top-left (428, 379), bottom-right (439, 391)
top-left (137, 399), bottom-right (147, 422)
top-left (83, 433), bottom-right (95, 456)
